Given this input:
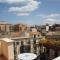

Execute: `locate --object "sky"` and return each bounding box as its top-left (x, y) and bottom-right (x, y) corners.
top-left (0, 0), bottom-right (60, 25)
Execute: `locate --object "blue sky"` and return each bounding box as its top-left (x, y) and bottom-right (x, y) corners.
top-left (0, 0), bottom-right (60, 25)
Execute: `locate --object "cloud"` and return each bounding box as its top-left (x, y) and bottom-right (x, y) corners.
top-left (45, 18), bottom-right (55, 22)
top-left (16, 13), bottom-right (29, 16)
top-left (36, 14), bottom-right (60, 18)
top-left (0, 0), bottom-right (32, 4)
top-left (43, 18), bottom-right (56, 25)
top-left (36, 13), bottom-right (60, 25)
top-left (8, 0), bottom-right (41, 16)
top-left (0, 0), bottom-right (41, 16)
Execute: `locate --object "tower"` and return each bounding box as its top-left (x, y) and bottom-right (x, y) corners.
top-left (46, 23), bottom-right (49, 32)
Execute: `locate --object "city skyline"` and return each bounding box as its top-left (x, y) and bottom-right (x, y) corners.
top-left (0, 0), bottom-right (60, 25)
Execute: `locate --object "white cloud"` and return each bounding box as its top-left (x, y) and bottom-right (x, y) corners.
top-left (16, 13), bottom-right (29, 16)
top-left (47, 14), bottom-right (60, 18)
top-left (49, 14), bottom-right (60, 17)
top-left (0, 0), bottom-right (41, 16)
top-left (8, 0), bottom-right (41, 16)
top-left (37, 13), bottom-right (60, 25)
top-left (45, 18), bottom-right (55, 22)
top-left (43, 18), bottom-right (56, 26)
top-left (0, 0), bottom-right (32, 4)
top-left (36, 14), bottom-right (60, 18)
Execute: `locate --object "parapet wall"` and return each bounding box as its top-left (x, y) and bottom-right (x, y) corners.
top-left (0, 38), bottom-right (14, 60)
top-left (0, 40), bottom-right (2, 55)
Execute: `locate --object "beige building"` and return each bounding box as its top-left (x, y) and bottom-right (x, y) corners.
top-left (30, 28), bottom-right (41, 38)
top-left (0, 21), bottom-right (12, 32)
top-left (14, 23), bottom-right (27, 32)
